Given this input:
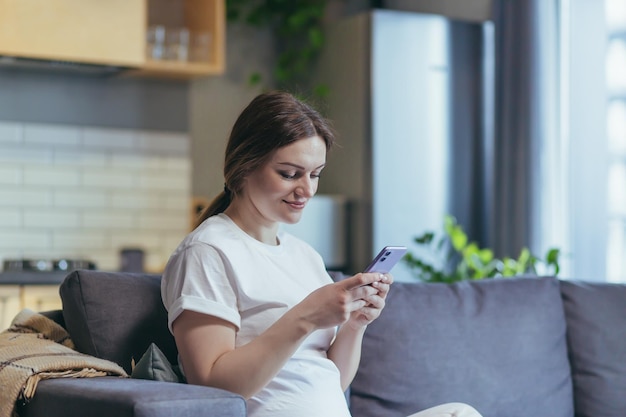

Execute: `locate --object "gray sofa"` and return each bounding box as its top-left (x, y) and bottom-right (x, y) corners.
top-left (17, 270), bottom-right (626, 417)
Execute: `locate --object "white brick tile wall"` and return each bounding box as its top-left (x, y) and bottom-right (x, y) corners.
top-left (23, 209), bottom-right (81, 228)
top-left (163, 193), bottom-right (190, 210)
top-left (163, 156), bottom-right (192, 172)
top-left (82, 169), bottom-right (136, 188)
top-left (53, 190), bottom-right (109, 208)
top-left (138, 171), bottom-right (190, 191)
top-left (0, 166), bottom-right (21, 185)
top-left (110, 154), bottom-right (163, 170)
top-left (53, 150), bottom-right (108, 167)
top-left (145, 250), bottom-right (171, 273)
top-left (110, 231), bottom-right (164, 250)
top-left (0, 231), bottom-right (50, 249)
top-left (82, 211), bottom-right (134, 229)
top-left (24, 124), bottom-right (81, 146)
top-left (164, 235), bottom-right (186, 253)
top-left (0, 122), bottom-right (22, 143)
top-left (138, 213), bottom-right (188, 231)
top-left (0, 121), bottom-right (191, 273)
top-left (0, 148), bottom-right (53, 164)
top-left (52, 232), bottom-right (109, 250)
top-left (23, 167), bottom-right (81, 187)
top-left (0, 209), bottom-right (21, 227)
top-left (110, 192), bottom-right (161, 209)
top-left (0, 188), bottom-right (53, 207)
top-left (136, 131), bottom-right (189, 154)
top-left (82, 128), bottom-right (136, 150)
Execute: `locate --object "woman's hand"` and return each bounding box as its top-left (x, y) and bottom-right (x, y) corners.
top-left (345, 272), bottom-right (393, 330)
top-left (325, 272), bottom-right (393, 389)
top-left (295, 272), bottom-right (389, 331)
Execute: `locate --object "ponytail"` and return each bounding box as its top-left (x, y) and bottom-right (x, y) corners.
top-left (193, 190), bottom-right (232, 229)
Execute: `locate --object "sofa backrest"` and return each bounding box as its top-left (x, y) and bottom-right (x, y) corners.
top-left (559, 280), bottom-right (626, 417)
top-left (350, 276), bottom-right (574, 417)
top-left (60, 270), bottom-right (177, 374)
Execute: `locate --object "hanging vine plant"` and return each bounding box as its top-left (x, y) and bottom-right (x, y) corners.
top-left (226, 0), bottom-right (330, 98)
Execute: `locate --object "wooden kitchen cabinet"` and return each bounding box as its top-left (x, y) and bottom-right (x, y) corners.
top-left (0, 285), bottom-right (61, 331)
top-left (0, 286), bottom-right (21, 331)
top-left (0, 0), bottom-right (225, 79)
top-left (134, 0), bottom-right (226, 78)
top-left (22, 286), bottom-right (63, 314)
top-left (0, 0), bottom-right (145, 66)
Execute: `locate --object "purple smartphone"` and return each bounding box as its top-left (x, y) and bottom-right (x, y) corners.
top-left (363, 246), bottom-right (408, 273)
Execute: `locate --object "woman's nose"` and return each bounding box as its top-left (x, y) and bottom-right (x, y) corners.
top-left (297, 177), bottom-right (316, 197)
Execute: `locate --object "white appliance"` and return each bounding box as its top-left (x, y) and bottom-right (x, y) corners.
top-left (315, 10), bottom-right (452, 281)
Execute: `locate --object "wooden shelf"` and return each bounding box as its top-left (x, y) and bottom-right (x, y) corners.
top-left (0, 0), bottom-right (225, 80)
top-left (127, 60), bottom-right (223, 79)
top-left (133, 0), bottom-right (225, 79)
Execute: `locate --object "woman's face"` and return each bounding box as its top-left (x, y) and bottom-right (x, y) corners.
top-left (244, 135), bottom-right (327, 225)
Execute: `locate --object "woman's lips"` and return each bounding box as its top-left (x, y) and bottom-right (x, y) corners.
top-left (284, 200), bottom-right (306, 209)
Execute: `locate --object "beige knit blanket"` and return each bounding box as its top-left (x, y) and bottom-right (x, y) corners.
top-left (0, 309), bottom-right (128, 417)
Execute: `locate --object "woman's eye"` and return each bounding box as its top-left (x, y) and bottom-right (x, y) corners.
top-left (280, 172), bottom-right (297, 179)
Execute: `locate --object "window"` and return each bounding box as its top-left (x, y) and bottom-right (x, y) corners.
top-left (561, 0), bottom-right (609, 282)
top-left (605, 0), bottom-right (626, 282)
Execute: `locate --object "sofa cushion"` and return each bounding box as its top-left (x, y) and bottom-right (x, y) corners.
top-left (18, 377), bottom-right (246, 417)
top-left (60, 270), bottom-right (177, 374)
top-left (350, 276), bottom-right (573, 417)
top-left (560, 280), bottom-right (626, 417)
top-left (131, 343), bottom-right (182, 383)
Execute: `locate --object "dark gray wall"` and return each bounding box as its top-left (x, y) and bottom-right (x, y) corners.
top-left (0, 69), bottom-right (188, 132)
top-left (384, 0), bottom-right (492, 21)
top-left (189, 22), bottom-right (276, 201)
top-left (448, 21), bottom-right (489, 246)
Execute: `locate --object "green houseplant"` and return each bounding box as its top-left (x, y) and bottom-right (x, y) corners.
top-left (226, 0), bottom-right (330, 97)
top-left (403, 215), bottom-right (561, 283)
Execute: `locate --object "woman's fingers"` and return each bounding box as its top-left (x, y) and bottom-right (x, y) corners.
top-left (339, 272), bottom-right (381, 290)
top-left (371, 281), bottom-right (390, 298)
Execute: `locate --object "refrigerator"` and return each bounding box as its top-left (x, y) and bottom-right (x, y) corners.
top-left (315, 9), bottom-right (453, 281)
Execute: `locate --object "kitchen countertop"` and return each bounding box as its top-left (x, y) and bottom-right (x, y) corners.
top-left (0, 271), bottom-right (73, 285)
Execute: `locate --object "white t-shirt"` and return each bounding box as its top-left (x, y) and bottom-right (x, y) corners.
top-left (161, 213), bottom-right (351, 417)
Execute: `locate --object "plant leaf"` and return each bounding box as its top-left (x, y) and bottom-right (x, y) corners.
top-left (414, 232), bottom-right (434, 245)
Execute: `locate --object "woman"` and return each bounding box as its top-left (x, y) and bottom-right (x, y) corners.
top-left (161, 91), bottom-right (482, 417)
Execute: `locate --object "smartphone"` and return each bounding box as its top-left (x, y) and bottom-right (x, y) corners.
top-left (363, 246), bottom-right (408, 273)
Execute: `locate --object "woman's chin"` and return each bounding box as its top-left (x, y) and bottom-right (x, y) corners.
top-left (281, 212), bottom-right (304, 225)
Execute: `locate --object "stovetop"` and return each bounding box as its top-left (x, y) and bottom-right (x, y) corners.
top-left (0, 259), bottom-right (98, 285)
top-left (3, 259), bottom-right (97, 273)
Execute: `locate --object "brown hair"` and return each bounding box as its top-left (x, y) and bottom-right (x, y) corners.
top-left (194, 91), bottom-right (335, 228)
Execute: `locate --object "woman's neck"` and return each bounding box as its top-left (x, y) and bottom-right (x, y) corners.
top-left (223, 202), bottom-right (279, 246)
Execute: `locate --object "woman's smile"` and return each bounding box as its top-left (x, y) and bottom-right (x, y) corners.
top-left (284, 199), bottom-right (307, 210)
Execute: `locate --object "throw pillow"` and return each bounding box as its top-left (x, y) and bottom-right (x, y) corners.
top-left (60, 271), bottom-right (178, 375)
top-left (131, 343), bottom-right (182, 383)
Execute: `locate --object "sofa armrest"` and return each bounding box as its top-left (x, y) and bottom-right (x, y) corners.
top-left (17, 377), bottom-right (246, 417)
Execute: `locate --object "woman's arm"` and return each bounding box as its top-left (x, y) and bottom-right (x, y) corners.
top-left (328, 275), bottom-right (392, 390)
top-left (172, 272), bottom-right (383, 399)
top-left (327, 323), bottom-right (367, 390)
top-left (172, 307), bottom-right (313, 399)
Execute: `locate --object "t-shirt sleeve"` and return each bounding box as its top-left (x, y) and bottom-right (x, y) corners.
top-left (161, 242), bottom-right (241, 332)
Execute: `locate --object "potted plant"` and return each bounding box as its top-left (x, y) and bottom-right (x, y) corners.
top-left (403, 215), bottom-right (561, 283)
top-left (226, 0), bottom-right (330, 98)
